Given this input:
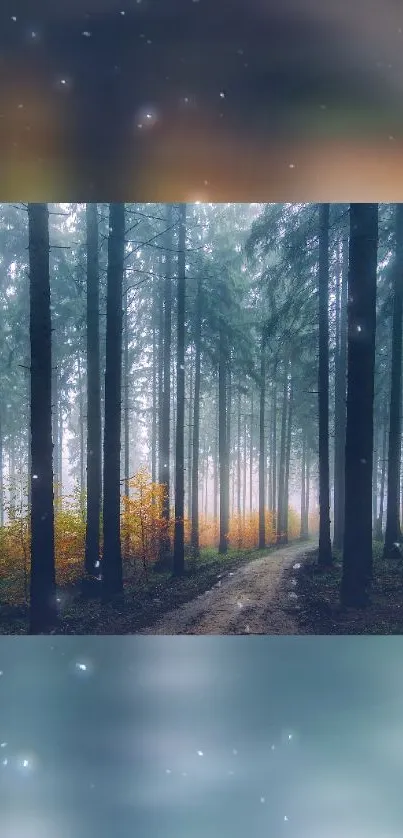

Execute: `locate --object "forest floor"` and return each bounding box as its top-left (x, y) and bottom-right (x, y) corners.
top-left (291, 541), bottom-right (403, 634)
top-left (138, 540), bottom-right (317, 635)
top-left (0, 539), bottom-right (315, 634)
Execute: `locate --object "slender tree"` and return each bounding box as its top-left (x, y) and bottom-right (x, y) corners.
top-left (191, 274), bottom-right (202, 554)
top-left (383, 203), bottom-right (403, 557)
top-left (258, 332), bottom-right (266, 548)
top-left (317, 202), bottom-right (333, 567)
top-left (160, 204), bottom-right (173, 559)
top-left (84, 203), bottom-right (102, 578)
top-left (29, 203), bottom-right (57, 632)
top-left (173, 203), bottom-right (186, 575)
top-left (102, 203), bottom-right (125, 601)
top-left (333, 229), bottom-right (348, 550)
top-left (341, 203), bottom-right (378, 606)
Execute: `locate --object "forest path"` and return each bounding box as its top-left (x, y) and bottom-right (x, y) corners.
top-left (139, 540), bottom-right (317, 635)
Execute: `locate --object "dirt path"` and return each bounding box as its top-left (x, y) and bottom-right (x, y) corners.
top-left (139, 541), bottom-right (317, 635)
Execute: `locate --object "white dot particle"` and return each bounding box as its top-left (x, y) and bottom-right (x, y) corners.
top-left (289, 163), bottom-right (295, 168)
top-left (2, 758), bottom-right (7, 766)
top-left (82, 31), bottom-right (92, 37)
top-left (0, 742), bottom-right (7, 748)
top-left (284, 816), bottom-right (289, 822)
top-left (11, 16), bottom-right (17, 22)
top-left (197, 750), bottom-right (203, 756)
top-left (260, 797), bottom-right (265, 804)
top-left (76, 662), bottom-right (87, 671)
top-left (32, 474), bottom-right (38, 479)
top-left (357, 325), bottom-right (362, 332)
top-left (219, 91), bottom-right (225, 98)
top-left (165, 768), bottom-right (171, 774)
top-left (60, 79), bottom-right (67, 85)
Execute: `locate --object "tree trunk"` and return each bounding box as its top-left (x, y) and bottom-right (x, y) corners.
top-left (237, 385), bottom-right (242, 519)
top-left (160, 204), bottom-right (173, 558)
top-left (271, 367), bottom-right (278, 521)
top-left (333, 229), bottom-right (348, 550)
top-left (85, 203), bottom-right (102, 577)
top-left (218, 320), bottom-right (229, 554)
top-left (77, 352), bottom-right (85, 516)
top-left (102, 202), bottom-right (125, 601)
top-left (375, 401), bottom-right (388, 539)
top-left (276, 360), bottom-right (288, 543)
top-left (151, 273), bottom-right (158, 484)
top-left (258, 334), bottom-right (266, 548)
top-left (318, 202), bottom-right (333, 567)
top-left (52, 362), bottom-right (59, 505)
top-left (191, 275), bottom-right (202, 554)
top-left (0, 407), bottom-right (3, 527)
top-left (29, 203), bottom-right (57, 632)
top-left (157, 260), bottom-right (164, 487)
top-left (187, 346), bottom-right (193, 520)
top-left (123, 280), bottom-right (130, 500)
top-left (250, 390), bottom-right (254, 514)
top-left (300, 430), bottom-right (306, 538)
top-left (173, 204), bottom-right (186, 576)
top-left (341, 203), bottom-right (378, 606)
top-left (283, 368), bottom-right (294, 543)
top-left (384, 203), bottom-right (403, 556)
top-left (243, 404), bottom-right (247, 522)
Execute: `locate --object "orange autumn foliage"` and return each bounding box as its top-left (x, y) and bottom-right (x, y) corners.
top-left (0, 470), bottom-right (308, 605)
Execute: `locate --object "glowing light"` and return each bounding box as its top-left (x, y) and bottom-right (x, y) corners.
top-left (197, 750), bottom-right (204, 756)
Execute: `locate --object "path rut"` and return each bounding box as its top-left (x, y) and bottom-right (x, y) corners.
top-left (139, 541), bottom-right (317, 635)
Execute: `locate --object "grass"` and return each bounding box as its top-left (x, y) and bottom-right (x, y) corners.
top-left (290, 541), bottom-right (403, 634)
top-left (0, 543), bottom-right (276, 635)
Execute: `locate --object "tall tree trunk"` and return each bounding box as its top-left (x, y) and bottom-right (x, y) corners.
top-left (218, 320), bottom-right (229, 554)
top-left (258, 334), bottom-right (266, 548)
top-left (77, 352), bottom-right (85, 516)
top-left (29, 203), bottom-right (57, 632)
top-left (85, 203), bottom-right (101, 577)
top-left (187, 346), bottom-right (193, 520)
top-left (204, 443), bottom-right (208, 520)
top-left (151, 274), bottom-right (158, 484)
top-left (375, 401), bottom-right (388, 539)
top-left (0, 407), bottom-right (3, 527)
top-left (318, 202), bottom-right (333, 567)
top-left (160, 204), bottom-right (173, 558)
top-left (305, 446), bottom-right (310, 536)
top-left (213, 401), bottom-right (218, 523)
top-left (276, 360), bottom-right (288, 543)
top-left (58, 403), bottom-right (63, 505)
top-left (191, 276), bottom-right (202, 554)
top-left (300, 430), bottom-right (306, 538)
top-left (173, 204), bottom-right (186, 575)
top-left (102, 202), bottom-right (125, 601)
top-left (237, 385), bottom-right (242, 519)
top-left (157, 262), bottom-right (164, 488)
top-left (283, 368), bottom-right (294, 543)
top-left (243, 404), bottom-right (247, 523)
top-left (250, 390), bottom-right (254, 514)
top-left (271, 366), bottom-right (278, 521)
top-left (384, 203), bottom-right (403, 556)
top-left (123, 280), bottom-right (130, 500)
top-left (372, 427), bottom-right (379, 528)
top-left (341, 203), bottom-right (378, 606)
top-left (333, 229), bottom-right (348, 550)
top-left (52, 362), bottom-right (59, 505)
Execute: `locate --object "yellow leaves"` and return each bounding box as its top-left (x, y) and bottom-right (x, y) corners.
top-left (0, 469), bottom-right (312, 606)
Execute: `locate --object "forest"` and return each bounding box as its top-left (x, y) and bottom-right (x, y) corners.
top-left (0, 201), bottom-right (400, 634)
